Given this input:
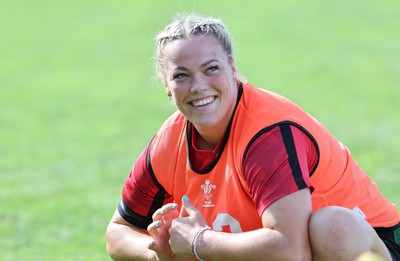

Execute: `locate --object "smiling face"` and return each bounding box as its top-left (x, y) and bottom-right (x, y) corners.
top-left (162, 35), bottom-right (238, 142)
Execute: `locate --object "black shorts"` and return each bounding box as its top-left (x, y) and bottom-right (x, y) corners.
top-left (374, 222), bottom-right (400, 261)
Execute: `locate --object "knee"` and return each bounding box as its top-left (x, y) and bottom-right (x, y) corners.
top-left (309, 207), bottom-right (352, 246)
top-left (309, 206), bottom-right (372, 259)
top-left (310, 206), bottom-right (358, 235)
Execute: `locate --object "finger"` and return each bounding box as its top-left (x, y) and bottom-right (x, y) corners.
top-left (162, 209), bottom-right (180, 225)
top-left (147, 240), bottom-right (163, 254)
top-left (179, 205), bottom-right (188, 218)
top-left (148, 240), bottom-right (173, 260)
top-left (179, 195), bottom-right (197, 217)
top-left (148, 239), bottom-right (157, 250)
top-left (179, 195), bottom-right (189, 217)
top-left (147, 220), bottom-right (162, 239)
top-left (152, 203), bottom-right (179, 221)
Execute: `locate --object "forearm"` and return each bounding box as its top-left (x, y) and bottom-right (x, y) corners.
top-left (106, 222), bottom-right (155, 261)
top-left (198, 227), bottom-right (311, 261)
top-left (106, 223), bottom-right (196, 261)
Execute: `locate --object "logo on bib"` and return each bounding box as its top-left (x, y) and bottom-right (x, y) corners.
top-left (201, 179), bottom-right (216, 207)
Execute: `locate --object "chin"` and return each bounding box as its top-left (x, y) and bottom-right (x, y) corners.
top-left (193, 119), bottom-right (220, 129)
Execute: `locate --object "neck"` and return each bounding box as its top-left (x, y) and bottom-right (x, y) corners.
top-left (192, 120), bottom-right (229, 151)
top-left (195, 130), bottom-right (220, 150)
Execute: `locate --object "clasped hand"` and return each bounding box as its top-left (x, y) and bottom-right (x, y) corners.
top-left (147, 196), bottom-right (208, 261)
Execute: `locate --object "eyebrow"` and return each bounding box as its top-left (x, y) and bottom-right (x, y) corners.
top-left (173, 66), bottom-right (189, 72)
top-left (172, 59), bottom-right (221, 72)
top-left (201, 59), bottom-right (220, 67)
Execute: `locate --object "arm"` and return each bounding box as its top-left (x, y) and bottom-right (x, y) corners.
top-left (169, 189), bottom-right (312, 261)
top-left (106, 205), bottom-right (197, 261)
top-left (106, 209), bottom-right (156, 261)
top-left (200, 188), bottom-right (312, 261)
top-left (106, 143), bottom-right (192, 260)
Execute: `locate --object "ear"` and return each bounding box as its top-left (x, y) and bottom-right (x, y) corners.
top-left (165, 85), bottom-right (172, 97)
top-left (230, 57), bottom-right (238, 79)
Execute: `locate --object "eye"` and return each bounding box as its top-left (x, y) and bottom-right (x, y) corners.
top-left (206, 66), bottom-right (218, 73)
top-left (172, 73), bottom-right (188, 81)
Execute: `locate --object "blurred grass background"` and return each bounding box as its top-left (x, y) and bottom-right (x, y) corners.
top-left (0, 0), bottom-right (399, 260)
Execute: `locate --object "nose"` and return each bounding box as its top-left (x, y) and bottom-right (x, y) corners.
top-left (190, 74), bottom-right (207, 93)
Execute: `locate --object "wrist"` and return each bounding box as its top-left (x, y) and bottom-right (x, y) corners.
top-left (191, 226), bottom-right (211, 261)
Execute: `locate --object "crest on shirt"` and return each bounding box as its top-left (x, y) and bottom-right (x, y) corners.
top-left (201, 179), bottom-right (216, 207)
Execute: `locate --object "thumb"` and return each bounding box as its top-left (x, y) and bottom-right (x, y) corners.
top-left (179, 195), bottom-right (196, 218)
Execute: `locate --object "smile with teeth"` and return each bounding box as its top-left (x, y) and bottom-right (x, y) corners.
top-left (191, 96), bottom-right (215, 107)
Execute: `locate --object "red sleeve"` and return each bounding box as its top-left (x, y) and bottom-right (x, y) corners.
top-left (119, 142), bottom-right (173, 229)
top-left (243, 124), bottom-right (317, 216)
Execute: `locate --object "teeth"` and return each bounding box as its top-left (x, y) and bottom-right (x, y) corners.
top-left (192, 97), bottom-right (214, 107)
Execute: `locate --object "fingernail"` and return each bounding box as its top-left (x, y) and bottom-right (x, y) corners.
top-left (160, 207), bottom-right (166, 214)
top-left (155, 221), bottom-right (161, 227)
top-left (183, 195), bottom-right (189, 202)
top-left (172, 203), bottom-right (178, 209)
top-left (149, 240), bottom-right (156, 247)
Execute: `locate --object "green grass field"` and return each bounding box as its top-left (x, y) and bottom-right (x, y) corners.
top-left (1, 0), bottom-right (399, 260)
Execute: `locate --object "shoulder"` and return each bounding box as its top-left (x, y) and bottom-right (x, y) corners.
top-left (241, 82), bottom-right (294, 105)
top-left (158, 110), bottom-right (186, 132)
top-left (149, 110), bottom-right (188, 177)
top-left (243, 123), bottom-right (318, 165)
top-left (152, 111), bottom-right (186, 147)
top-left (236, 82), bottom-right (305, 128)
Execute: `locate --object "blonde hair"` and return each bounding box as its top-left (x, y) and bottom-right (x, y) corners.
top-left (155, 13), bottom-right (235, 79)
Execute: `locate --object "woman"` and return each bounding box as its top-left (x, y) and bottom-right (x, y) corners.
top-left (106, 14), bottom-right (400, 261)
